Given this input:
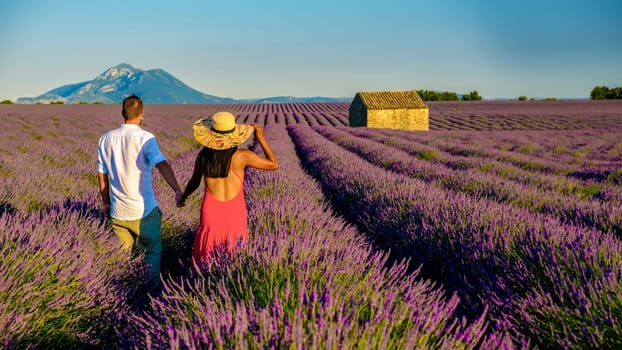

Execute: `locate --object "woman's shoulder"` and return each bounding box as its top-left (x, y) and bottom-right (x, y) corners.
top-left (232, 148), bottom-right (254, 164)
top-left (234, 148), bottom-right (255, 158)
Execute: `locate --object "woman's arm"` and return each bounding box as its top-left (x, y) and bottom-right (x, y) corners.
top-left (178, 152), bottom-right (203, 206)
top-left (242, 125), bottom-right (278, 170)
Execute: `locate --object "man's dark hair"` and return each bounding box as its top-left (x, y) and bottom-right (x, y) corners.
top-left (198, 146), bottom-right (238, 178)
top-left (122, 94), bottom-right (143, 120)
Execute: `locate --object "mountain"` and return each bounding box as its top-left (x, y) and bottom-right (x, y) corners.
top-left (16, 63), bottom-right (351, 104)
top-left (17, 63), bottom-right (235, 104)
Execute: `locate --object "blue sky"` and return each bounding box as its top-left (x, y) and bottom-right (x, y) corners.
top-left (1, 0), bottom-right (621, 100)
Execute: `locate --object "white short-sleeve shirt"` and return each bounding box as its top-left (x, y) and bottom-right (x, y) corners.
top-left (97, 124), bottom-right (166, 220)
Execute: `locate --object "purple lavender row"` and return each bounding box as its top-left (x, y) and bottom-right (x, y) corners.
top-left (452, 128), bottom-right (621, 165)
top-left (396, 127), bottom-right (622, 171)
top-left (288, 125), bottom-right (622, 349)
top-left (373, 127), bottom-right (622, 202)
top-left (430, 112), bottom-right (588, 130)
top-left (391, 128), bottom-right (578, 175)
top-left (347, 127), bottom-right (622, 204)
top-left (0, 194), bottom-right (143, 348)
top-left (317, 126), bottom-right (622, 237)
top-left (374, 126), bottom-right (622, 203)
top-left (380, 126), bottom-right (622, 182)
top-left (445, 127), bottom-right (622, 189)
top-left (426, 100), bottom-right (622, 130)
top-left (128, 124), bottom-right (517, 349)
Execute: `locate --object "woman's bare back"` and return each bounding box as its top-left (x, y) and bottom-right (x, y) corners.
top-left (204, 151), bottom-right (244, 201)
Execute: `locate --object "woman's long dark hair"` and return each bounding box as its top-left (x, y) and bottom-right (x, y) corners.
top-left (198, 146), bottom-right (237, 178)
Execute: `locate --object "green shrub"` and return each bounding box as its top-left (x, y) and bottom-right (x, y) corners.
top-left (416, 150), bottom-right (436, 161)
top-left (517, 143), bottom-right (538, 155)
top-left (478, 163), bottom-right (495, 173)
top-left (553, 146), bottom-right (567, 154)
top-left (499, 144), bottom-right (512, 151)
top-left (579, 184), bottom-right (602, 199)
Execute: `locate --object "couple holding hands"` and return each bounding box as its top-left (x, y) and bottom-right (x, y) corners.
top-left (97, 94), bottom-right (278, 292)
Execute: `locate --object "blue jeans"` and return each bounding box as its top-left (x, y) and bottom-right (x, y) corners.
top-left (111, 207), bottom-right (162, 291)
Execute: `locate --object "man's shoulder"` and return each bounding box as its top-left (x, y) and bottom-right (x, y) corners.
top-left (128, 125), bottom-right (156, 139)
top-left (100, 125), bottom-right (123, 136)
top-left (139, 129), bottom-right (157, 138)
top-left (101, 125), bottom-right (156, 139)
top-left (99, 128), bottom-right (116, 142)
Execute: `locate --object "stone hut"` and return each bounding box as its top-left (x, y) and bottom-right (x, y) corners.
top-left (348, 90), bottom-right (429, 130)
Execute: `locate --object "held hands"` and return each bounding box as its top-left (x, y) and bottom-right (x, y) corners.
top-left (175, 189), bottom-right (186, 207)
top-left (102, 203), bottom-right (111, 218)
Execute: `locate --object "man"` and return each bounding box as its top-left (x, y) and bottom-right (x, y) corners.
top-left (97, 94), bottom-right (183, 294)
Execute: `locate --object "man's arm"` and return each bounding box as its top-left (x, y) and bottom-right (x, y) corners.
top-left (155, 160), bottom-right (183, 200)
top-left (97, 172), bottom-right (111, 217)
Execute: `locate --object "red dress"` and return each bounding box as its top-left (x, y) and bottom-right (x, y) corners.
top-left (192, 168), bottom-right (248, 263)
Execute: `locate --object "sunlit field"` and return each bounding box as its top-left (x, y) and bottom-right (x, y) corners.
top-left (1, 100), bottom-right (621, 349)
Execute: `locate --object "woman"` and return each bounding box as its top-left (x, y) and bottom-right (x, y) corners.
top-left (177, 111), bottom-right (278, 263)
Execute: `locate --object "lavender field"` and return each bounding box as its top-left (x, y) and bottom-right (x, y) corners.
top-left (1, 100), bottom-right (621, 349)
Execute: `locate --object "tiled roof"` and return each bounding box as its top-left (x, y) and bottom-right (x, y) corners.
top-left (357, 90), bottom-right (427, 109)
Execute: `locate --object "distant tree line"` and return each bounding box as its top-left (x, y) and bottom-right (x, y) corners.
top-left (461, 91), bottom-right (482, 101)
top-left (417, 90), bottom-right (482, 101)
top-left (591, 86), bottom-right (622, 100)
top-left (417, 90), bottom-right (459, 101)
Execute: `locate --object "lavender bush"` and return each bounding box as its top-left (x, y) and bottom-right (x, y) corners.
top-left (349, 127), bottom-right (616, 199)
top-left (0, 196), bottom-right (142, 348)
top-left (426, 100), bottom-right (622, 130)
top-left (289, 125), bottom-right (622, 348)
top-left (386, 126), bottom-right (622, 204)
top-left (1, 101), bottom-right (620, 348)
top-left (316, 126), bottom-right (622, 236)
top-left (126, 124), bottom-right (517, 349)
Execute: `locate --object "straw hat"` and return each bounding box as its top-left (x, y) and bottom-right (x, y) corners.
top-left (193, 112), bottom-right (254, 150)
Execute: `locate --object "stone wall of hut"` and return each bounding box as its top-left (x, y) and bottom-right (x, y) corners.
top-left (366, 108), bottom-right (429, 130)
